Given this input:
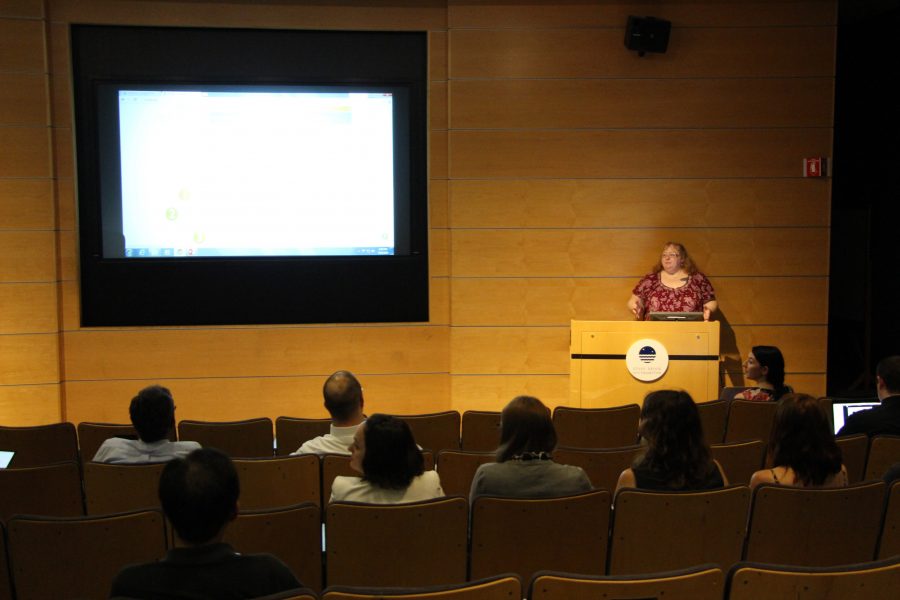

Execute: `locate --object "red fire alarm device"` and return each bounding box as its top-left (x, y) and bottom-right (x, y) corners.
top-left (803, 157), bottom-right (829, 177)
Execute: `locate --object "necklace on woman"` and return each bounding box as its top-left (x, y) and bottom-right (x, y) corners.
top-left (512, 451), bottom-right (551, 461)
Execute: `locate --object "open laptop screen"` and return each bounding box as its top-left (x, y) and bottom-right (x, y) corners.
top-left (0, 450), bottom-right (14, 469)
top-left (832, 400), bottom-right (879, 434)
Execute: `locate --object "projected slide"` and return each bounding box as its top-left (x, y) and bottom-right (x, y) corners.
top-left (118, 88), bottom-right (395, 257)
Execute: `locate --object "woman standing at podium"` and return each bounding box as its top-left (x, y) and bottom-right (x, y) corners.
top-left (627, 242), bottom-right (717, 321)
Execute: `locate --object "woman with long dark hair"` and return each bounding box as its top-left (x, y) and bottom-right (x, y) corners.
top-left (734, 345), bottom-right (790, 402)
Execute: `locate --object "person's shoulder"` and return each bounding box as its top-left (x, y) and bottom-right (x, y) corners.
top-left (173, 440), bottom-right (202, 450)
top-left (330, 475), bottom-right (364, 499)
top-left (109, 560), bottom-right (159, 597)
top-left (92, 437), bottom-right (136, 462)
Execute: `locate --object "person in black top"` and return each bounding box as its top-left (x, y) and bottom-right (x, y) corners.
top-left (109, 448), bottom-right (302, 599)
top-left (838, 355), bottom-right (900, 437)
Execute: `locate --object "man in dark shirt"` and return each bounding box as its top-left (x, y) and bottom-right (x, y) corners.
top-left (109, 448), bottom-right (302, 599)
top-left (838, 356), bottom-right (900, 437)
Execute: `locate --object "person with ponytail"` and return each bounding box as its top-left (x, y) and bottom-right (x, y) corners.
top-left (734, 345), bottom-right (790, 402)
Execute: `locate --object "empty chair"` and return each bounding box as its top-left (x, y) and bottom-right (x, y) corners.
top-left (724, 400), bottom-right (777, 443)
top-left (83, 462), bottom-right (165, 515)
top-left (178, 417), bottom-right (274, 458)
top-left (878, 480), bottom-right (900, 560)
top-left (552, 405), bottom-right (640, 449)
top-left (322, 574), bottom-right (522, 600)
top-left (326, 496), bottom-right (468, 587)
top-left (470, 490), bottom-right (611, 583)
top-left (553, 445), bottom-right (643, 493)
top-left (745, 481), bottom-right (885, 566)
top-left (234, 455), bottom-right (320, 509)
top-left (0, 422), bottom-right (78, 467)
top-left (322, 451), bottom-right (435, 505)
top-left (835, 434), bottom-right (870, 483)
top-left (710, 440), bottom-right (765, 486)
top-left (609, 485), bottom-right (750, 574)
top-left (697, 399), bottom-right (729, 443)
top-left (720, 386), bottom-right (750, 401)
top-left (529, 564), bottom-right (724, 600)
top-left (461, 411), bottom-right (502, 451)
top-left (0, 461), bottom-right (84, 521)
top-left (6, 509), bottom-right (167, 599)
top-left (436, 450), bottom-right (495, 498)
top-left (865, 435), bottom-right (900, 481)
top-left (395, 411), bottom-right (461, 452)
top-left (224, 503), bottom-right (322, 592)
top-left (77, 422), bottom-right (139, 463)
top-left (275, 416), bottom-right (331, 456)
top-left (726, 556), bottom-right (900, 600)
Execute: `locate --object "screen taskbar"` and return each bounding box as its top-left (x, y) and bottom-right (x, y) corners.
top-left (123, 246), bottom-right (394, 257)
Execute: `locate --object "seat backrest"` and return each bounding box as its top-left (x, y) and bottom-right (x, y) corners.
top-left (552, 405), bottom-right (640, 449)
top-left (83, 462), bottom-right (165, 515)
top-left (609, 485), bottom-right (750, 575)
top-left (77, 422), bottom-right (140, 464)
top-left (745, 480), bottom-right (885, 566)
top-left (720, 387), bottom-right (750, 401)
top-left (0, 522), bottom-right (11, 600)
top-left (529, 565), bottom-right (724, 600)
top-left (395, 411), bottom-right (461, 452)
top-left (461, 411), bottom-right (501, 452)
top-left (322, 574), bottom-right (522, 600)
top-left (835, 433), bottom-right (870, 483)
top-left (726, 556), bottom-right (900, 600)
top-left (724, 400), bottom-right (777, 443)
top-left (322, 452), bottom-right (435, 506)
top-left (865, 435), bottom-right (900, 481)
top-left (6, 509), bottom-right (167, 599)
top-left (710, 440), bottom-right (765, 485)
top-left (0, 423), bottom-right (78, 467)
top-left (177, 417), bottom-right (274, 457)
top-left (275, 416), bottom-right (331, 456)
top-left (436, 450), bottom-right (495, 498)
top-left (470, 490), bottom-right (611, 583)
top-left (223, 503), bottom-right (322, 592)
top-left (234, 455), bottom-right (321, 509)
top-left (326, 496), bottom-right (468, 587)
top-left (878, 480), bottom-right (900, 560)
top-left (254, 588), bottom-right (319, 600)
top-left (0, 461), bottom-right (84, 521)
top-left (697, 399), bottom-right (729, 443)
top-left (553, 445), bottom-right (643, 493)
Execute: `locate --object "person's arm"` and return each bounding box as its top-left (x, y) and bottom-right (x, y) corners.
top-left (614, 468), bottom-right (636, 495)
top-left (703, 299), bottom-right (718, 321)
top-left (713, 459), bottom-right (729, 486)
top-left (627, 294), bottom-right (643, 320)
top-left (749, 468), bottom-right (774, 490)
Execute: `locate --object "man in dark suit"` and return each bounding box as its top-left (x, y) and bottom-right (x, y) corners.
top-left (838, 355), bottom-right (900, 437)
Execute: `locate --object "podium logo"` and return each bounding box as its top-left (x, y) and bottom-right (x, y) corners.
top-left (626, 338), bottom-right (669, 382)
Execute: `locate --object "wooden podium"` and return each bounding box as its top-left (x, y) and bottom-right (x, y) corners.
top-left (570, 320), bottom-right (720, 408)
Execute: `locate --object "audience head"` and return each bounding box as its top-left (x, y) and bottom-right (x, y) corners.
top-left (653, 241), bottom-right (697, 275)
top-left (876, 356), bottom-right (900, 399)
top-left (637, 390), bottom-right (713, 488)
top-left (350, 413), bottom-right (423, 490)
top-left (323, 370), bottom-right (364, 424)
top-left (768, 393), bottom-right (842, 486)
top-left (496, 396), bottom-right (557, 462)
top-left (746, 345), bottom-right (786, 394)
top-left (159, 448), bottom-right (239, 545)
top-left (129, 385), bottom-right (176, 443)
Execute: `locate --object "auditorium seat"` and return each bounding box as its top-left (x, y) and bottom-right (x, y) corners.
top-left (710, 440), bottom-right (765, 485)
top-left (726, 556), bottom-right (900, 600)
top-left (0, 461), bottom-right (84, 521)
top-left (436, 450), bottom-right (495, 499)
top-left (553, 445), bottom-right (643, 493)
top-left (275, 416), bottom-right (331, 456)
top-left (83, 461), bottom-right (165, 515)
top-left (696, 399), bottom-right (729, 443)
top-left (0, 422), bottom-right (78, 467)
top-left (0, 522), bottom-right (10, 600)
top-left (322, 574), bottom-right (522, 600)
top-left (326, 496), bottom-right (468, 587)
top-left (461, 411), bottom-right (501, 452)
top-left (745, 481), bottom-right (885, 566)
top-left (864, 435), bottom-right (900, 481)
top-left (224, 503), bottom-right (322, 592)
top-left (552, 405), bottom-right (640, 448)
top-left (609, 485), bottom-right (750, 575)
top-left (177, 417), bottom-right (274, 457)
top-left (252, 588), bottom-right (318, 600)
top-left (878, 480), bottom-right (900, 560)
top-left (6, 509), bottom-right (167, 599)
top-left (470, 490), bottom-right (611, 583)
top-left (76, 421), bottom-right (140, 464)
top-left (719, 387), bottom-right (750, 402)
top-left (322, 452), bottom-right (434, 506)
top-left (395, 411), bottom-right (461, 453)
top-left (835, 433), bottom-right (870, 483)
top-left (234, 454), bottom-right (320, 509)
top-left (723, 400), bottom-right (777, 443)
top-left (528, 564), bottom-right (724, 600)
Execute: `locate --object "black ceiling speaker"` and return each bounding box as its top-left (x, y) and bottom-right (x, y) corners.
top-left (624, 16), bottom-right (671, 56)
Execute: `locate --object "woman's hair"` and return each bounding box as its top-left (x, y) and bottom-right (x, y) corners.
top-left (360, 413), bottom-right (424, 490)
top-left (496, 396), bottom-right (557, 462)
top-left (752, 345), bottom-right (787, 398)
top-left (652, 241), bottom-right (697, 275)
top-left (635, 390), bottom-right (715, 488)
top-left (768, 393), bottom-right (843, 486)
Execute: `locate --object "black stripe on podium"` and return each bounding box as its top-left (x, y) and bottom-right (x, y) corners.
top-left (571, 354), bottom-right (718, 361)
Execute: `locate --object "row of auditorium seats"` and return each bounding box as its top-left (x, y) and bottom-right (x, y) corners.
top-left (2, 481), bottom-right (899, 598)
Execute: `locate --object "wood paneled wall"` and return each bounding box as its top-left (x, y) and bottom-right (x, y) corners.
top-left (0, 0), bottom-right (835, 427)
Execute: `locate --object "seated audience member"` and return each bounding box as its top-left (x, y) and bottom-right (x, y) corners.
top-left (734, 345), bottom-right (790, 402)
top-left (330, 413), bottom-right (444, 503)
top-left (838, 355), bottom-right (900, 437)
top-left (292, 370), bottom-right (365, 455)
top-left (93, 385), bottom-right (201, 464)
top-left (469, 396), bottom-right (591, 502)
top-left (110, 448), bottom-right (302, 599)
top-left (750, 393), bottom-right (847, 489)
top-left (616, 390), bottom-right (728, 493)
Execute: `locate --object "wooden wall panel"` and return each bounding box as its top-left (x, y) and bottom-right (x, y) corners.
top-left (451, 326), bottom-right (568, 375)
top-left (0, 127), bottom-right (50, 178)
top-left (0, 384), bottom-right (61, 426)
top-left (0, 334), bottom-right (60, 384)
top-left (430, 80), bottom-right (448, 130)
top-left (56, 177), bottom-right (75, 230)
top-left (0, 72), bottom-right (48, 125)
top-left (451, 374), bottom-right (568, 414)
top-left (429, 30), bottom-right (448, 80)
top-left (0, 179), bottom-right (54, 229)
top-left (430, 180), bottom-right (448, 228)
top-left (0, 0), bottom-right (44, 18)
top-left (0, 17), bottom-right (44, 71)
top-left (0, 283), bottom-right (59, 333)
top-left (0, 231), bottom-right (57, 282)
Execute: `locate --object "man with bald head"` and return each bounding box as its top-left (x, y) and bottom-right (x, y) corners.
top-left (292, 370), bottom-right (365, 455)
